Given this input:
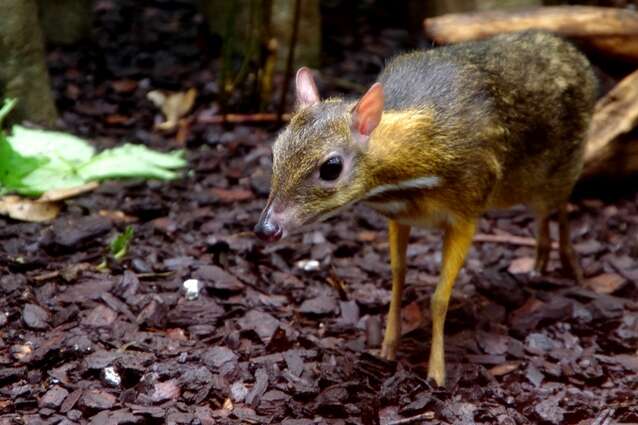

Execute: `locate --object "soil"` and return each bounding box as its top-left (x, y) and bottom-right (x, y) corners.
top-left (1, 1), bottom-right (637, 424)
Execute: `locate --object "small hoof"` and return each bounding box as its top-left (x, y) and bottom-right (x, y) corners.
top-left (427, 369), bottom-right (446, 387)
top-left (380, 340), bottom-right (399, 361)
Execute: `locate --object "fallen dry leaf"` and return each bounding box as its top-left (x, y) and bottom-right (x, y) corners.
top-left (38, 182), bottom-right (99, 202)
top-left (222, 397), bottom-right (234, 412)
top-left (357, 230), bottom-right (378, 242)
top-left (105, 114), bottom-right (134, 126)
top-left (401, 301), bottom-right (423, 335)
top-left (147, 88), bottom-right (197, 131)
top-left (585, 273), bottom-right (627, 294)
top-left (489, 362), bottom-right (521, 377)
top-left (508, 257), bottom-right (535, 274)
top-left (98, 209), bottom-right (138, 223)
top-left (0, 196), bottom-right (60, 222)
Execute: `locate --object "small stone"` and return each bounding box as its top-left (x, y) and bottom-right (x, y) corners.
top-left (534, 395), bottom-right (565, 425)
top-left (526, 364), bottom-right (544, 388)
top-left (11, 344), bottom-right (33, 363)
top-left (80, 389), bottom-right (116, 410)
top-left (237, 310), bottom-right (281, 343)
top-left (103, 366), bottom-right (121, 387)
top-left (193, 265), bottom-right (244, 292)
top-left (151, 380), bottom-right (180, 403)
top-left (183, 279), bottom-right (200, 300)
top-left (299, 293), bottom-right (338, 315)
top-left (82, 305), bottom-right (117, 327)
top-left (230, 381), bottom-right (249, 402)
top-left (508, 257), bottom-right (535, 274)
top-left (40, 385), bottom-right (69, 409)
top-left (202, 346), bottom-right (238, 369)
top-left (39, 407), bottom-right (55, 417)
top-left (295, 259), bottom-right (320, 272)
top-left (23, 303), bottom-right (49, 330)
top-left (66, 409), bottom-right (82, 421)
top-left (585, 273), bottom-right (626, 294)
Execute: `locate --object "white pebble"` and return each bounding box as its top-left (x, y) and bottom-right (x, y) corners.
top-left (230, 381), bottom-right (249, 402)
top-left (183, 279), bottom-right (200, 300)
top-left (295, 259), bottom-right (320, 272)
top-left (103, 366), bottom-right (121, 387)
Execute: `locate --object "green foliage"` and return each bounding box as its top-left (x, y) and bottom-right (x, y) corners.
top-left (0, 99), bottom-right (51, 195)
top-left (110, 226), bottom-right (134, 261)
top-left (0, 98), bottom-right (187, 197)
top-left (0, 98), bottom-right (18, 126)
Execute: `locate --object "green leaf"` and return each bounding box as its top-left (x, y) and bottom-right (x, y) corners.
top-left (0, 131), bottom-right (49, 195)
top-left (0, 98), bottom-right (18, 127)
top-left (78, 144), bottom-right (186, 181)
top-left (2, 125), bottom-right (95, 195)
top-left (110, 226), bottom-right (134, 261)
top-left (0, 113), bottom-right (187, 196)
top-left (9, 125), bottom-right (95, 164)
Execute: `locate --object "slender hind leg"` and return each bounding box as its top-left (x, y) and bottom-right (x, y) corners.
top-left (558, 204), bottom-right (584, 284)
top-left (428, 219), bottom-right (476, 386)
top-left (534, 213), bottom-right (551, 275)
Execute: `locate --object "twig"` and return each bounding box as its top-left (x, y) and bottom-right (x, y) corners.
top-left (591, 408), bottom-right (615, 425)
top-left (473, 232), bottom-right (558, 249)
top-left (277, 0), bottom-right (302, 122)
top-left (387, 412), bottom-right (435, 425)
top-left (198, 113), bottom-right (291, 124)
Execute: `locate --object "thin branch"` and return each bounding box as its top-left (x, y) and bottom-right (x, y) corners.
top-left (387, 412), bottom-right (436, 425)
top-left (198, 112), bottom-right (291, 124)
top-left (474, 232), bottom-right (558, 249)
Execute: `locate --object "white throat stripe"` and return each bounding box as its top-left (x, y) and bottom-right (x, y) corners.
top-left (365, 176), bottom-right (441, 198)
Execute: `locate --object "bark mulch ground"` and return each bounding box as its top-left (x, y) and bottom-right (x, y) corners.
top-left (1, 1), bottom-right (637, 424)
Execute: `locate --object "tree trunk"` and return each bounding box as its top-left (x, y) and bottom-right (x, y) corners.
top-left (271, 0), bottom-right (320, 70)
top-left (37, 0), bottom-right (93, 45)
top-left (0, 0), bottom-right (58, 127)
top-left (200, 0), bottom-right (320, 71)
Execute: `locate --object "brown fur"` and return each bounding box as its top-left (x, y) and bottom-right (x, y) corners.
top-left (261, 30), bottom-right (597, 386)
top-left (268, 31), bottom-right (596, 227)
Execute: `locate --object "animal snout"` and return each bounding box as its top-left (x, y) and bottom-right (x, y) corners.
top-left (254, 213), bottom-right (283, 242)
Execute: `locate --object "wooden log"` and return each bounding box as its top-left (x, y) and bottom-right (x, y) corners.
top-left (582, 69), bottom-right (638, 179)
top-left (424, 6), bottom-right (638, 63)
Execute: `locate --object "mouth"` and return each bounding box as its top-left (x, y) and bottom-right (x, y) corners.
top-left (257, 226), bottom-right (283, 242)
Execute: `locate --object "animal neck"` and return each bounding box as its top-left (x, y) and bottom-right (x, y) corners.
top-left (363, 108), bottom-right (446, 198)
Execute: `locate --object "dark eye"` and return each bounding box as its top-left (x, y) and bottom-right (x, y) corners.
top-left (319, 156), bottom-right (343, 181)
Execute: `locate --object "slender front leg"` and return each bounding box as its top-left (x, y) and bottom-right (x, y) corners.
top-left (428, 219), bottom-right (476, 386)
top-left (380, 220), bottom-right (411, 361)
top-left (558, 204), bottom-right (584, 284)
top-left (534, 213), bottom-right (551, 275)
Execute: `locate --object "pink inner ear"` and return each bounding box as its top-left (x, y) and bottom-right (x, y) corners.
top-left (353, 83), bottom-right (384, 137)
top-left (295, 67), bottom-right (320, 107)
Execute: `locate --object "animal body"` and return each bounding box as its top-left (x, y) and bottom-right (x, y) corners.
top-left (255, 31), bottom-right (597, 385)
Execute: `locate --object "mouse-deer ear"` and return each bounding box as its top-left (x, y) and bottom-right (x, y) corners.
top-left (351, 82), bottom-right (384, 145)
top-left (295, 67), bottom-right (320, 108)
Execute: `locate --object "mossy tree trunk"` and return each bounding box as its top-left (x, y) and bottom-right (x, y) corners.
top-left (37, 0), bottom-right (93, 45)
top-left (199, 0), bottom-right (320, 111)
top-left (0, 0), bottom-right (58, 127)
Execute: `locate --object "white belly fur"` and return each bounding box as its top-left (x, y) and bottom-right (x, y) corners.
top-left (364, 200), bottom-right (454, 229)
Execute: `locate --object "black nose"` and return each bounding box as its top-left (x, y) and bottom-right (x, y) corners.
top-left (254, 219), bottom-right (282, 242)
